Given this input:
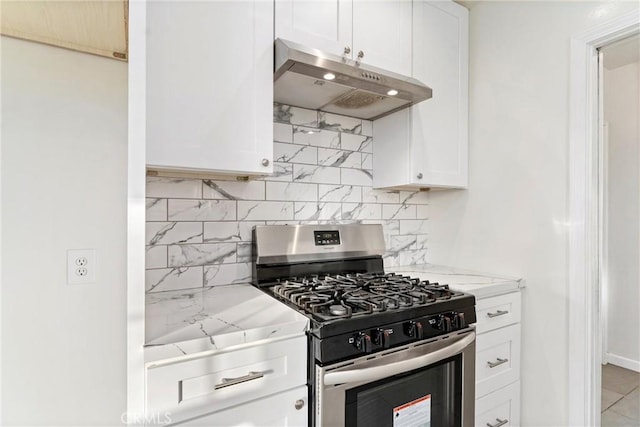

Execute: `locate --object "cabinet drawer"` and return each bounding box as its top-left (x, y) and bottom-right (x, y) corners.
top-left (475, 324), bottom-right (521, 398)
top-left (475, 381), bottom-right (520, 427)
top-left (476, 292), bottom-right (521, 334)
top-left (177, 385), bottom-right (308, 426)
top-left (146, 335), bottom-right (306, 424)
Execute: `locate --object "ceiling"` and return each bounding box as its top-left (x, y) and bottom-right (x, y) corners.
top-left (0, 1), bottom-right (128, 61)
top-left (602, 34), bottom-right (640, 70)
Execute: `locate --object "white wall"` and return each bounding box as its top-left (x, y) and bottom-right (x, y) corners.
top-left (1, 37), bottom-right (128, 425)
top-left (604, 60), bottom-right (640, 370)
top-left (426, 1), bottom-right (640, 425)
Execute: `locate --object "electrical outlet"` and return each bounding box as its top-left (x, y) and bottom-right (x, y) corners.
top-left (67, 249), bottom-right (96, 285)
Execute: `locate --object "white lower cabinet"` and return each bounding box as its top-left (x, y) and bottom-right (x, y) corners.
top-left (474, 291), bottom-right (522, 427)
top-left (146, 335), bottom-right (307, 426)
top-left (476, 293), bottom-right (522, 335)
top-left (177, 386), bottom-right (308, 426)
top-left (475, 381), bottom-right (521, 427)
top-left (475, 324), bottom-right (521, 398)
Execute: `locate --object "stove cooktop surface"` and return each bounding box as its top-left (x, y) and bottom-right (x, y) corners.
top-left (269, 272), bottom-right (462, 320)
top-left (261, 272), bottom-right (475, 338)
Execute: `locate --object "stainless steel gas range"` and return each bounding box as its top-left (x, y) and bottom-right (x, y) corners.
top-left (253, 224), bottom-right (476, 427)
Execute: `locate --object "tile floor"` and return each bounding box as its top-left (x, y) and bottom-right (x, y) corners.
top-left (601, 364), bottom-right (640, 427)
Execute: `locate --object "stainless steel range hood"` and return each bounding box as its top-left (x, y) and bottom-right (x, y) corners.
top-left (274, 39), bottom-right (432, 121)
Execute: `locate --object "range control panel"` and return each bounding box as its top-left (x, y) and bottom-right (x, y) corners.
top-left (314, 307), bottom-right (477, 365)
top-left (314, 230), bottom-right (341, 246)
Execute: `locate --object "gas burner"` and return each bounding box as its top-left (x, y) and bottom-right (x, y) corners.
top-left (329, 304), bottom-right (348, 316)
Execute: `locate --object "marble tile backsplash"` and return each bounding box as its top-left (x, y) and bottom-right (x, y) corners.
top-left (145, 104), bottom-right (429, 293)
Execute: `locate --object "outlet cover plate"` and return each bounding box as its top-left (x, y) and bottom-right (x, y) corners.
top-left (67, 249), bottom-right (97, 285)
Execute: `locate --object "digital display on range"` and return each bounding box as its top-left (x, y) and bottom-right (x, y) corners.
top-left (314, 230), bottom-right (341, 246)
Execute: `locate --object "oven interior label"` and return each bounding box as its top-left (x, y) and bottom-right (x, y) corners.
top-left (393, 394), bottom-right (431, 427)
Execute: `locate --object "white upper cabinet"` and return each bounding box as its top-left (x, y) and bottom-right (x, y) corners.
top-left (146, 1), bottom-right (273, 176)
top-left (411, 0), bottom-right (468, 188)
top-left (373, 0), bottom-right (468, 189)
top-left (275, 0), bottom-right (411, 75)
top-left (352, 0), bottom-right (412, 75)
top-left (275, 0), bottom-right (352, 57)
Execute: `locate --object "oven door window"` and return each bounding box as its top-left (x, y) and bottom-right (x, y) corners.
top-left (345, 355), bottom-right (462, 427)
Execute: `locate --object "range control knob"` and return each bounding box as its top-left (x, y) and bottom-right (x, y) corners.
top-left (437, 315), bottom-right (453, 332)
top-left (454, 312), bottom-right (466, 329)
top-left (354, 332), bottom-right (372, 353)
top-left (373, 328), bottom-right (391, 348)
top-left (405, 321), bottom-right (424, 339)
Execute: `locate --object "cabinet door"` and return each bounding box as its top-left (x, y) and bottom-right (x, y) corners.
top-left (275, 0), bottom-right (352, 57)
top-left (475, 324), bottom-right (521, 399)
top-left (147, 335), bottom-right (307, 424)
top-left (411, 0), bottom-right (468, 188)
top-left (352, 0), bottom-right (412, 75)
top-left (178, 386), bottom-right (308, 426)
top-left (475, 381), bottom-right (521, 427)
top-left (476, 292), bottom-right (522, 334)
top-left (146, 1), bottom-right (273, 175)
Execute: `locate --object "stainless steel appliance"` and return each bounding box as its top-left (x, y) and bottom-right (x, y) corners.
top-left (253, 224), bottom-right (476, 427)
top-left (274, 39), bottom-right (433, 120)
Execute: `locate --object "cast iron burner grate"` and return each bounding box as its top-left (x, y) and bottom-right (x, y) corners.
top-left (270, 272), bottom-right (461, 321)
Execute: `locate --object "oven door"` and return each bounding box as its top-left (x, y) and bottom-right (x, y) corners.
top-left (316, 329), bottom-right (475, 427)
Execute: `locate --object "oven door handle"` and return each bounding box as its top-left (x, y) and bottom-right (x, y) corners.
top-left (324, 331), bottom-right (475, 386)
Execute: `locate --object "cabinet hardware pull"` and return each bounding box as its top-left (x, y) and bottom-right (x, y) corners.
top-left (486, 418), bottom-right (508, 427)
top-left (213, 371), bottom-right (264, 390)
top-left (487, 358), bottom-right (509, 368)
top-left (356, 50), bottom-right (365, 66)
top-left (487, 309), bottom-right (508, 318)
top-left (416, 173), bottom-right (423, 179)
top-left (294, 399), bottom-right (305, 410)
top-left (261, 158), bottom-right (270, 167)
top-left (343, 46), bottom-right (351, 62)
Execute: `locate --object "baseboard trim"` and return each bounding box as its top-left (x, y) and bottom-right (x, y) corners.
top-left (606, 353), bottom-right (640, 373)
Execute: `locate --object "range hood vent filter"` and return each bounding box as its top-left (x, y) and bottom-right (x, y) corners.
top-left (333, 91), bottom-right (383, 109)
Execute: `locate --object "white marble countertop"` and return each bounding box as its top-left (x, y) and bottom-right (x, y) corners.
top-left (144, 266), bottom-right (522, 361)
top-left (394, 263), bottom-right (524, 299)
top-left (145, 284), bottom-right (309, 362)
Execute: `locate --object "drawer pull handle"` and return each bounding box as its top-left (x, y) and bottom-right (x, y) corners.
top-left (487, 309), bottom-right (509, 318)
top-left (487, 358), bottom-right (509, 368)
top-left (487, 418), bottom-right (508, 427)
top-left (214, 371), bottom-right (264, 390)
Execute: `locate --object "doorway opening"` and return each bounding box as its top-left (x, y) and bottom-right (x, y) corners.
top-left (568, 10), bottom-right (639, 427)
top-left (598, 33), bottom-right (640, 427)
